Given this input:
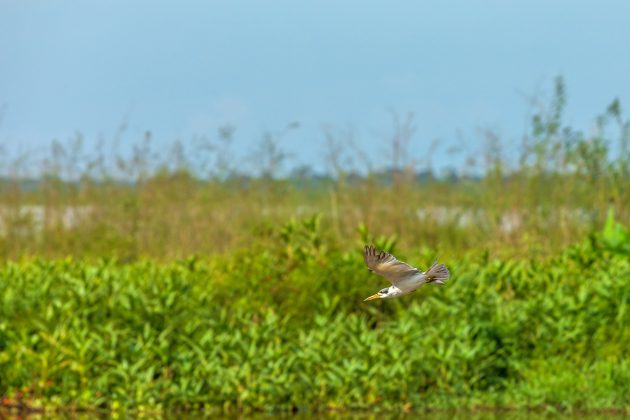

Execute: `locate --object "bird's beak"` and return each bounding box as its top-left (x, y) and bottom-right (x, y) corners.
top-left (364, 293), bottom-right (381, 301)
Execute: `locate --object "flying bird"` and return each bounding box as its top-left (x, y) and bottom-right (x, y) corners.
top-left (363, 245), bottom-right (449, 301)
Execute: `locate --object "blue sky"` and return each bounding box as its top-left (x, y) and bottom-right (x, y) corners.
top-left (1, 0), bottom-right (629, 175)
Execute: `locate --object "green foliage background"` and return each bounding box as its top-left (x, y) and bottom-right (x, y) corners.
top-left (1, 79), bottom-right (630, 414)
top-left (1, 223), bottom-right (629, 413)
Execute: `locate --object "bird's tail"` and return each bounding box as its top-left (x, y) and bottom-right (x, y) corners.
top-left (425, 260), bottom-right (449, 285)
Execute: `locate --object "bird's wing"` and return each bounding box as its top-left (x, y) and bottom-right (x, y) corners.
top-left (363, 245), bottom-right (419, 286)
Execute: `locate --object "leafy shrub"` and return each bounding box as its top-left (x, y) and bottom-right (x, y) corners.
top-left (1, 235), bottom-right (629, 413)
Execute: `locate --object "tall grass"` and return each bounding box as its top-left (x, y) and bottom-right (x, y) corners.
top-left (1, 78), bottom-right (629, 259)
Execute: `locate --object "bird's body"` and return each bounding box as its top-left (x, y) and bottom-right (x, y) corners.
top-left (363, 245), bottom-right (449, 301)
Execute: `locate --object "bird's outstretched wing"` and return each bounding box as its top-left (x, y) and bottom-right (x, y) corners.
top-left (363, 245), bottom-right (419, 286)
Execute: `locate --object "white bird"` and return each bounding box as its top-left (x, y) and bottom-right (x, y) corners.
top-left (363, 244), bottom-right (449, 301)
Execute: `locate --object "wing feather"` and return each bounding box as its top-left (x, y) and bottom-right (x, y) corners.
top-left (363, 245), bottom-right (419, 286)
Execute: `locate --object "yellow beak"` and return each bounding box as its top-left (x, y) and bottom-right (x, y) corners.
top-left (364, 293), bottom-right (382, 301)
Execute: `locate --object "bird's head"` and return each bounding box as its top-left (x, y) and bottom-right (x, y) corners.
top-left (364, 287), bottom-right (391, 301)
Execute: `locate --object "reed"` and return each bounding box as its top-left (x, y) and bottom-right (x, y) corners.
top-left (1, 79), bottom-right (628, 260)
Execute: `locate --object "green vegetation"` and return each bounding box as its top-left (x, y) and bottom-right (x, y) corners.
top-left (1, 79), bottom-right (630, 414)
top-left (1, 227), bottom-right (629, 413)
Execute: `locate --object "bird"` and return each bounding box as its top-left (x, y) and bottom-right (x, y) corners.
top-left (363, 244), bottom-right (449, 301)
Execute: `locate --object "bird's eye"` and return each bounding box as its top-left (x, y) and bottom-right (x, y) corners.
top-left (380, 288), bottom-right (388, 294)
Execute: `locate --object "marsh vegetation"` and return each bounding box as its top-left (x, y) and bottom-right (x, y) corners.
top-left (1, 79), bottom-right (629, 415)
